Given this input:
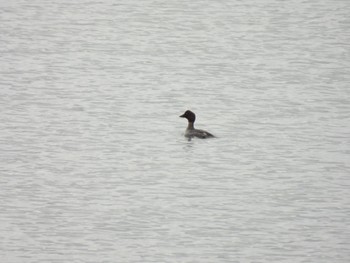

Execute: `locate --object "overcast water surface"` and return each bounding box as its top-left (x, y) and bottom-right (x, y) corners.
top-left (1, 0), bottom-right (350, 262)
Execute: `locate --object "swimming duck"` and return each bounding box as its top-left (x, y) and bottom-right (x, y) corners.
top-left (179, 110), bottom-right (215, 139)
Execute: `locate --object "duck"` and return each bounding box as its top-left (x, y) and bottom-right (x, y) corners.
top-left (179, 110), bottom-right (215, 139)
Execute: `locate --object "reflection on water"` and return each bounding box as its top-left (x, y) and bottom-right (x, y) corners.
top-left (1, 0), bottom-right (349, 262)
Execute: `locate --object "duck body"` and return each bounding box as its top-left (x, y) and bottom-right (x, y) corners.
top-left (180, 110), bottom-right (215, 139)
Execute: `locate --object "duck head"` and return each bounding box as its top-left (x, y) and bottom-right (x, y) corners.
top-left (179, 110), bottom-right (196, 123)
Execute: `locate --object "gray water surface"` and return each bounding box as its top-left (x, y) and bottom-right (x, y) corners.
top-left (1, 0), bottom-right (350, 262)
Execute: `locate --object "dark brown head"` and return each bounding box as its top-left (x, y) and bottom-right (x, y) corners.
top-left (179, 110), bottom-right (196, 123)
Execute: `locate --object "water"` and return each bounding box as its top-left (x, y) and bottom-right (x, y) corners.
top-left (1, 0), bottom-right (350, 262)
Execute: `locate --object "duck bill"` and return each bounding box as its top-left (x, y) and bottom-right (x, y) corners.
top-left (179, 114), bottom-right (185, 118)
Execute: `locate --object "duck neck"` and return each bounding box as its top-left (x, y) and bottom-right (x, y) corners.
top-left (187, 122), bottom-right (195, 130)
